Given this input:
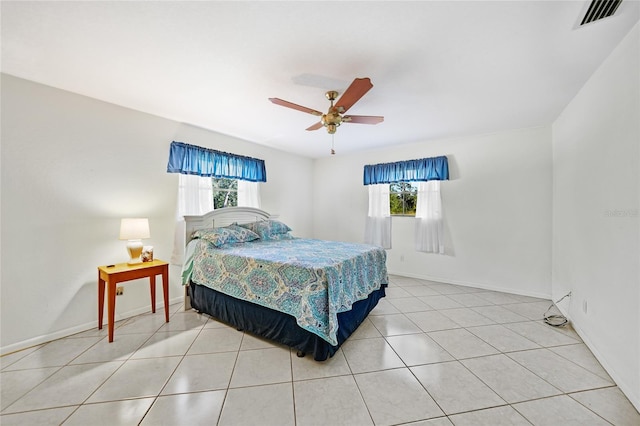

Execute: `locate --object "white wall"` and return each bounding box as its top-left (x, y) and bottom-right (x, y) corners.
top-left (313, 126), bottom-right (552, 298)
top-left (0, 74), bottom-right (313, 353)
top-left (552, 23), bottom-right (639, 409)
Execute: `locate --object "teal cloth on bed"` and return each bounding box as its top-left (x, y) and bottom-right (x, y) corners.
top-left (182, 240), bottom-right (198, 286)
top-left (186, 238), bottom-right (388, 345)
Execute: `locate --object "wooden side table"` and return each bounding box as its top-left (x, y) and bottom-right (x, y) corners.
top-left (98, 259), bottom-right (169, 342)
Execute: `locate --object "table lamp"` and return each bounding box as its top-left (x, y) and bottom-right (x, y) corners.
top-left (119, 218), bottom-right (150, 264)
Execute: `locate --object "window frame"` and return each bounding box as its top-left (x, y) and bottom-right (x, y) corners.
top-left (389, 181), bottom-right (419, 217)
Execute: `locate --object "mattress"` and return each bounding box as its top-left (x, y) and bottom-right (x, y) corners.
top-left (185, 237), bottom-right (388, 346)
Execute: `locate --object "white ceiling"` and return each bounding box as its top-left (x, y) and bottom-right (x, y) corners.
top-left (2, 1), bottom-right (638, 158)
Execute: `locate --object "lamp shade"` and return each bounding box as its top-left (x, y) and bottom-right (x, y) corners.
top-left (119, 218), bottom-right (150, 240)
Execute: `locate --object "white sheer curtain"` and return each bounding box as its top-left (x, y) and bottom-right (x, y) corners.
top-left (415, 180), bottom-right (444, 254)
top-left (237, 180), bottom-right (261, 208)
top-left (365, 184), bottom-right (392, 249)
top-left (171, 174), bottom-right (214, 265)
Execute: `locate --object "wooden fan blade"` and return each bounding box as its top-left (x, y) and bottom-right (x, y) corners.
top-left (269, 98), bottom-right (323, 116)
top-left (335, 78), bottom-right (374, 113)
top-left (343, 115), bottom-right (384, 124)
top-left (306, 122), bottom-right (324, 131)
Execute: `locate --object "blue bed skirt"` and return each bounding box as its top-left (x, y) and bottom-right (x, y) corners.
top-left (189, 281), bottom-right (386, 361)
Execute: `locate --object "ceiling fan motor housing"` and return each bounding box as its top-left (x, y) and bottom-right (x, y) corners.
top-left (321, 108), bottom-right (343, 133)
top-left (322, 90), bottom-right (343, 134)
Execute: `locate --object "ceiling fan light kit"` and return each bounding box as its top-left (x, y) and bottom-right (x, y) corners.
top-left (269, 77), bottom-right (384, 153)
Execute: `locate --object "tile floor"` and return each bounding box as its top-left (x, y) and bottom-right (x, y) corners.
top-left (2, 275), bottom-right (639, 425)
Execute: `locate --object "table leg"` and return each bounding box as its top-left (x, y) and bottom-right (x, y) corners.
top-left (162, 265), bottom-right (169, 323)
top-left (108, 280), bottom-right (116, 342)
top-left (98, 276), bottom-right (105, 329)
top-left (150, 275), bottom-right (156, 313)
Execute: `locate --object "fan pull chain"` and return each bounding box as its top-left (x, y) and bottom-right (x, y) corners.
top-left (331, 134), bottom-right (336, 155)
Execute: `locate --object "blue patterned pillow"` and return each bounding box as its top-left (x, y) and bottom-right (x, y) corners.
top-left (237, 220), bottom-right (292, 240)
top-left (192, 225), bottom-right (260, 247)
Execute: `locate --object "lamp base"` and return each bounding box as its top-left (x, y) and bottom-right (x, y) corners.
top-left (126, 239), bottom-right (144, 264)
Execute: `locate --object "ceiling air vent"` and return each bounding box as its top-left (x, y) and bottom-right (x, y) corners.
top-left (580, 0), bottom-right (623, 26)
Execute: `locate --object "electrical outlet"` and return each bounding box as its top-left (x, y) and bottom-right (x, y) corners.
top-left (116, 286), bottom-right (124, 296)
top-left (582, 299), bottom-right (588, 314)
top-left (400, 255), bottom-right (405, 262)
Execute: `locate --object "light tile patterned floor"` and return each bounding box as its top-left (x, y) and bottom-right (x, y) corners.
top-left (2, 275), bottom-right (639, 425)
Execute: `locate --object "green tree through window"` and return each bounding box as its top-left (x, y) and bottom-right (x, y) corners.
top-left (390, 182), bottom-right (418, 216)
top-left (212, 178), bottom-right (238, 209)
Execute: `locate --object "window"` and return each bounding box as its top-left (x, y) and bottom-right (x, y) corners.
top-left (364, 156), bottom-right (448, 253)
top-left (212, 178), bottom-right (238, 209)
top-left (390, 182), bottom-right (418, 216)
top-left (168, 142), bottom-right (265, 264)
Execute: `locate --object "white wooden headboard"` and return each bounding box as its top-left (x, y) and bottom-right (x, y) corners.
top-left (183, 207), bottom-right (270, 310)
top-left (184, 206), bottom-right (271, 244)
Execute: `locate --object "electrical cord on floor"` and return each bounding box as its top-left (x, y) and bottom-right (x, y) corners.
top-left (543, 292), bottom-right (571, 327)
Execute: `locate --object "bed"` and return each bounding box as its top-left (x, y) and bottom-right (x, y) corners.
top-left (182, 207), bottom-right (388, 361)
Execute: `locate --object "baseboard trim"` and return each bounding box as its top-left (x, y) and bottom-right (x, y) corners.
top-left (1, 296), bottom-right (184, 356)
top-left (386, 270), bottom-right (551, 300)
top-left (555, 304), bottom-right (640, 412)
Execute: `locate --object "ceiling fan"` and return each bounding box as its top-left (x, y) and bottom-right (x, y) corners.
top-left (269, 77), bottom-right (384, 135)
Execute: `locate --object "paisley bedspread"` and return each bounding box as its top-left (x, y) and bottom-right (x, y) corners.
top-left (185, 238), bottom-right (388, 345)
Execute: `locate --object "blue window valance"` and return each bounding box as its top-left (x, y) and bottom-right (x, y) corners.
top-left (167, 141), bottom-right (267, 182)
top-left (363, 156), bottom-right (449, 185)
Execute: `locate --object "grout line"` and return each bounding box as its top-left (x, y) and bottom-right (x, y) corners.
top-left (2, 284), bottom-right (634, 425)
